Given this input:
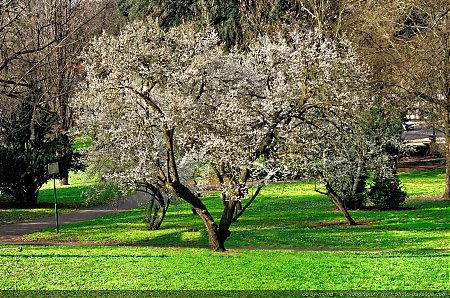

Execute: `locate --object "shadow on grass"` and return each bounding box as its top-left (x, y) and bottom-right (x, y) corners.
top-left (0, 252), bottom-right (171, 258)
top-left (20, 174), bottom-right (450, 251)
top-left (0, 208), bottom-right (55, 225)
top-left (27, 199), bottom-right (447, 251)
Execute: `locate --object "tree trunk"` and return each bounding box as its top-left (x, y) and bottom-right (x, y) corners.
top-left (218, 199), bottom-right (238, 244)
top-left (193, 206), bottom-right (225, 251)
top-left (150, 205), bottom-right (159, 228)
top-left (444, 111), bottom-right (450, 200)
top-left (59, 166), bottom-right (69, 186)
top-left (442, 34), bottom-right (450, 199)
top-left (152, 205), bottom-right (168, 230)
top-left (24, 188), bottom-right (39, 207)
top-left (324, 182), bottom-right (357, 225)
top-left (167, 181), bottom-right (226, 251)
top-left (352, 158), bottom-right (364, 195)
top-left (144, 198), bottom-right (155, 229)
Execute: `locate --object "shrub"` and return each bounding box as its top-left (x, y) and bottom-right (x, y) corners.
top-left (368, 174), bottom-right (407, 210)
top-left (0, 102), bottom-right (78, 207)
top-left (342, 192), bottom-right (367, 210)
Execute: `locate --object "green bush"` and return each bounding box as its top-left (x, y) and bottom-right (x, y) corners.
top-left (0, 102), bottom-right (81, 207)
top-left (368, 174), bottom-right (407, 210)
top-left (0, 144), bottom-right (54, 207)
top-left (342, 192), bottom-right (367, 210)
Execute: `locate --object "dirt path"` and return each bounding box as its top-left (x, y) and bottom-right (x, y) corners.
top-left (0, 192), bottom-right (148, 243)
top-left (398, 156), bottom-right (445, 172)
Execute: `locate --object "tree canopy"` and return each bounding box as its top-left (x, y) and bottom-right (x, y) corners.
top-left (73, 19), bottom-right (374, 250)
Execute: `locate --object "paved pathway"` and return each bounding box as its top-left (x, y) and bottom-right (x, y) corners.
top-left (0, 192), bottom-right (148, 244)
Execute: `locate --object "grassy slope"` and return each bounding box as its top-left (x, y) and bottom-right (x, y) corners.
top-left (37, 171), bottom-right (94, 206)
top-left (0, 246), bottom-right (448, 290)
top-left (399, 169), bottom-right (446, 196)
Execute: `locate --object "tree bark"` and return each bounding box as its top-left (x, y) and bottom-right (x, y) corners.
top-left (167, 181), bottom-right (226, 251)
top-left (218, 199), bottom-right (238, 244)
top-left (195, 206), bottom-right (226, 251)
top-left (443, 39), bottom-right (450, 199)
top-left (152, 205), bottom-right (169, 230)
top-left (444, 110), bottom-right (450, 200)
top-left (352, 158), bottom-right (364, 195)
top-left (144, 197), bottom-right (155, 229)
top-left (324, 182), bottom-right (357, 225)
top-left (59, 166), bottom-right (69, 186)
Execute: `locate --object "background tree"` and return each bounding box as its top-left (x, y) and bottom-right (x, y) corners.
top-left (47, 0), bottom-right (117, 185)
top-left (0, 0), bottom-right (113, 205)
top-left (116, 0), bottom-right (350, 48)
top-left (343, 0), bottom-right (450, 198)
top-left (308, 103), bottom-right (407, 212)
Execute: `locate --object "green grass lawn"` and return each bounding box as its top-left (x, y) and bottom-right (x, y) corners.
top-left (399, 168), bottom-right (446, 196)
top-left (37, 171), bottom-right (95, 206)
top-left (1, 169), bottom-right (448, 290)
top-left (24, 169), bottom-right (450, 251)
top-left (0, 245), bottom-right (448, 290)
top-left (0, 172), bottom-right (117, 224)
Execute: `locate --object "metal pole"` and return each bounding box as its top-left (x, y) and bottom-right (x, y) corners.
top-left (53, 175), bottom-right (59, 233)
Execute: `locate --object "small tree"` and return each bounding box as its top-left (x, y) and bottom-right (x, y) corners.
top-left (0, 101), bottom-right (63, 207)
top-left (324, 104), bottom-right (405, 211)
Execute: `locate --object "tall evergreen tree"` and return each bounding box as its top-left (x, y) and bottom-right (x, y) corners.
top-left (117, 0), bottom-right (348, 48)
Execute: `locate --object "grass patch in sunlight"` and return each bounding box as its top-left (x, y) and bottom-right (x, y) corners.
top-left (25, 175), bottom-right (450, 251)
top-left (0, 171), bottom-right (118, 224)
top-left (0, 245), bottom-right (448, 290)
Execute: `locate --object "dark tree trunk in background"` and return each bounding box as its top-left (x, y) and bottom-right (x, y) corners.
top-left (59, 167), bottom-right (69, 186)
top-left (444, 112), bottom-right (450, 200)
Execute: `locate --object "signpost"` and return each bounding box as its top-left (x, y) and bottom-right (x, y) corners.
top-left (47, 162), bottom-right (59, 233)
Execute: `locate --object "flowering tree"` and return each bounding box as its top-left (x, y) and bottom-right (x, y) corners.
top-left (74, 20), bottom-right (370, 250)
top-left (183, 29), bottom-right (372, 226)
top-left (73, 21), bottom-right (231, 248)
top-left (294, 101), bottom-right (407, 217)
